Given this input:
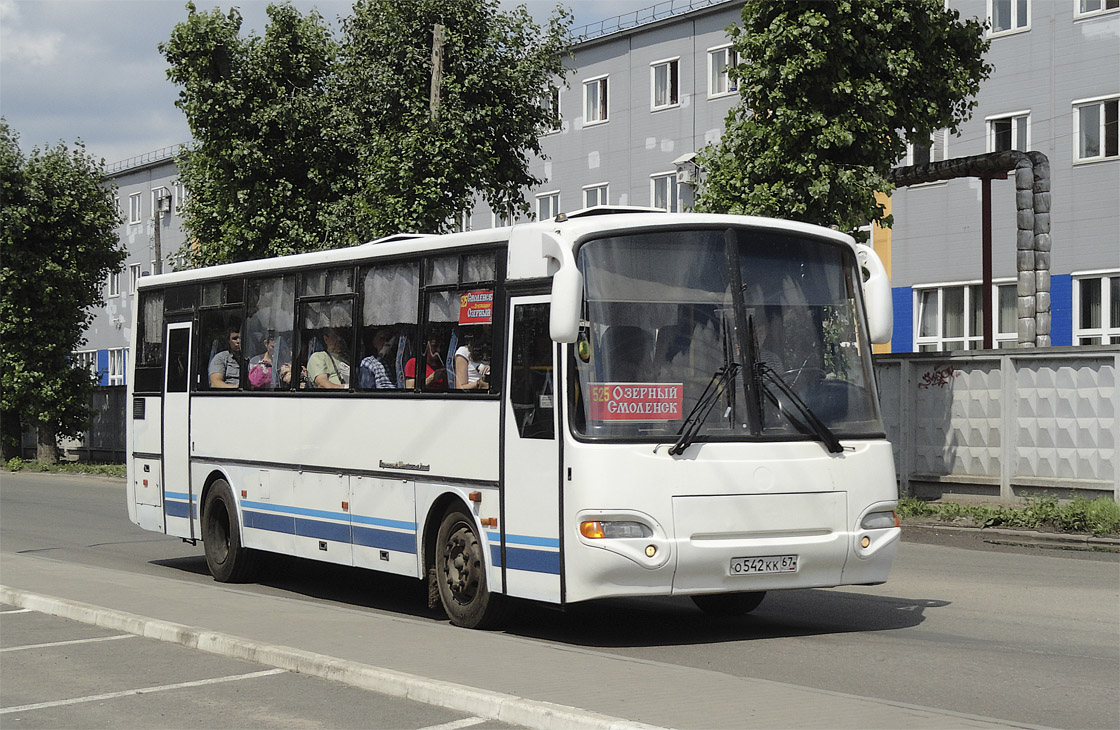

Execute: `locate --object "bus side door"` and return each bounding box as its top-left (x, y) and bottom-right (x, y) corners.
top-left (501, 297), bottom-right (562, 602)
top-left (163, 321), bottom-right (195, 538)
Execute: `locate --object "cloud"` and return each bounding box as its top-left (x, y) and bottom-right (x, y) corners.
top-left (0, 0), bottom-right (65, 66)
top-left (0, 0), bottom-right (630, 165)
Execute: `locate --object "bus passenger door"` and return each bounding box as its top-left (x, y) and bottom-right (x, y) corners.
top-left (502, 297), bottom-right (561, 602)
top-left (162, 322), bottom-right (194, 538)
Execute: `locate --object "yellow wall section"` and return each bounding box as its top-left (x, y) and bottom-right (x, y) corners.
top-left (871, 192), bottom-right (892, 354)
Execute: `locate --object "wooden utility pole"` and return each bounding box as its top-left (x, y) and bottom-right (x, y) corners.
top-left (430, 23), bottom-right (445, 123)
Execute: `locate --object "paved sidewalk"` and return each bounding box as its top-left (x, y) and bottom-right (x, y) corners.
top-left (0, 551), bottom-right (1050, 730)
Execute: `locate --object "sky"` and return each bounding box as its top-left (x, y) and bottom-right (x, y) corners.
top-left (0, 0), bottom-right (649, 166)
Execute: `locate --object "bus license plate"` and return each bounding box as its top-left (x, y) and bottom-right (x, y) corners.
top-left (730, 555), bottom-right (798, 575)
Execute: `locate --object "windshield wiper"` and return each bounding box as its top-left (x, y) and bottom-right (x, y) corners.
top-left (755, 363), bottom-right (844, 454)
top-left (668, 363), bottom-right (741, 456)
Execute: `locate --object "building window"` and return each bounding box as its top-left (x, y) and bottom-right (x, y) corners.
top-left (989, 0), bottom-right (1029, 34)
top-left (536, 191), bottom-right (560, 220)
top-left (450, 210), bottom-right (472, 233)
top-left (708, 45), bottom-right (738, 98)
top-left (129, 263), bottom-right (142, 295)
top-left (988, 112), bottom-right (1029, 153)
top-left (173, 181), bottom-right (189, 214)
top-left (650, 173), bottom-right (679, 212)
top-left (73, 350), bottom-right (98, 379)
top-left (909, 129), bottom-right (949, 166)
top-left (492, 207), bottom-right (514, 228)
top-left (583, 76), bottom-right (608, 125)
top-left (542, 86), bottom-right (561, 133)
top-left (108, 270), bottom-right (121, 298)
top-left (1074, 272), bottom-right (1120, 344)
top-left (583, 183), bottom-right (608, 209)
top-left (651, 58), bottom-right (679, 110)
top-left (1073, 96), bottom-right (1119, 162)
top-left (995, 283), bottom-right (1019, 348)
top-left (128, 193), bottom-right (142, 224)
top-left (915, 283), bottom-right (1017, 351)
top-left (108, 348), bottom-right (126, 386)
top-left (1076, 0), bottom-right (1119, 19)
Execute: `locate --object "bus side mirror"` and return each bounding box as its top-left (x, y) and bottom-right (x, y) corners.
top-left (855, 243), bottom-right (893, 345)
top-left (541, 232), bottom-right (583, 343)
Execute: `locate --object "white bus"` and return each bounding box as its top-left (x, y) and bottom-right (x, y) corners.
top-left (127, 209), bottom-right (899, 628)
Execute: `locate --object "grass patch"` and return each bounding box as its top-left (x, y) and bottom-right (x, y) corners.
top-left (3, 457), bottom-right (125, 478)
top-left (898, 495), bottom-right (1120, 537)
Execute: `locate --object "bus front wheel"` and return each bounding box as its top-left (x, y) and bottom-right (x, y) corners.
top-left (435, 508), bottom-right (507, 629)
top-left (691, 591), bottom-right (766, 616)
top-left (202, 479), bottom-right (260, 583)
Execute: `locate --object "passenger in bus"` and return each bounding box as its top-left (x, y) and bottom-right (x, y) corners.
top-left (359, 327), bottom-right (394, 389)
top-left (754, 306), bottom-right (786, 372)
top-left (208, 324), bottom-right (242, 389)
top-left (307, 327), bottom-right (351, 389)
top-left (404, 335), bottom-right (447, 390)
top-left (454, 334), bottom-right (491, 391)
top-left (248, 331), bottom-right (293, 389)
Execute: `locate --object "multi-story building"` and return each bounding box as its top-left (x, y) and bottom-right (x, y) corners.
top-left (79, 148), bottom-right (187, 387)
top-left (86, 0), bottom-right (1118, 363)
top-left (492, 0), bottom-right (1119, 353)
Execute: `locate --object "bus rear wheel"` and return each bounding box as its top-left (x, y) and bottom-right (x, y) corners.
top-left (202, 479), bottom-right (259, 583)
top-left (435, 508), bottom-right (507, 629)
top-left (691, 591), bottom-right (766, 616)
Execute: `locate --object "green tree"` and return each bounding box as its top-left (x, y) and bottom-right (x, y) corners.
top-left (696, 0), bottom-right (991, 238)
top-left (0, 121), bottom-right (125, 462)
top-left (161, 0), bottom-right (571, 265)
top-left (161, 2), bottom-right (344, 265)
top-left (335, 0), bottom-right (570, 237)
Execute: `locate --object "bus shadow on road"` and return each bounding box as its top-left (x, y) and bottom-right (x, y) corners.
top-left (152, 553), bottom-right (446, 620)
top-left (506, 589), bottom-right (950, 648)
top-left (154, 554), bottom-right (947, 647)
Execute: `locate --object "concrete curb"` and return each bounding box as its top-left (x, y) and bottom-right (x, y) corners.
top-left (902, 521), bottom-right (1120, 551)
top-left (0, 585), bottom-right (667, 730)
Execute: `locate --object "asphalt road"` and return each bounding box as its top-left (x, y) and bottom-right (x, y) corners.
top-left (2, 471), bottom-right (1117, 729)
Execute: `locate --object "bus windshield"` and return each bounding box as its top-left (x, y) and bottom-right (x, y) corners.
top-left (570, 227), bottom-right (884, 445)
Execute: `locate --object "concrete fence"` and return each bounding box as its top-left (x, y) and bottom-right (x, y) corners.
top-left (22, 386), bottom-right (126, 463)
top-left (874, 346), bottom-right (1119, 502)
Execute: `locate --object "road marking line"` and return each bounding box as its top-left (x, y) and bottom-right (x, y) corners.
top-left (417, 719), bottom-right (487, 730)
top-left (0, 608), bottom-right (32, 614)
top-left (0, 668), bottom-right (286, 714)
top-left (1, 634), bottom-right (135, 653)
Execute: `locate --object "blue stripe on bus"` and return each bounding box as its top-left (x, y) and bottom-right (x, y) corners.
top-left (352, 525), bottom-right (417, 554)
top-left (351, 514), bottom-right (416, 531)
top-left (165, 500), bottom-right (191, 519)
top-left (243, 509), bottom-right (353, 543)
top-left (242, 500), bottom-right (348, 523)
top-left (165, 491), bottom-right (196, 502)
top-left (505, 546), bottom-right (560, 575)
top-left (486, 531), bottom-right (560, 548)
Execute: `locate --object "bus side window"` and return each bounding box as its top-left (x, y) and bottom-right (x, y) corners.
top-left (134, 290), bottom-right (165, 393)
top-left (359, 262), bottom-right (419, 390)
top-left (246, 276), bottom-right (296, 390)
top-left (510, 303), bottom-right (553, 439)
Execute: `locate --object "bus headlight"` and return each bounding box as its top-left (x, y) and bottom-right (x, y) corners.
top-left (860, 511), bottom-right (899, 530)
top-left (580, 520), bottom-right (653, 539)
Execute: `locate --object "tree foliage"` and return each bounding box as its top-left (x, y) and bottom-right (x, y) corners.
top-left (0, 121), bottom-right (125, 460)
top-left (336, 0), bottom-right (571, 237)
top-left (161, 2), bottom-right (344, 265)
top-left (696, 0), bottom-right (991, 238)
top-left (162, 0), bottom-right (570, 266)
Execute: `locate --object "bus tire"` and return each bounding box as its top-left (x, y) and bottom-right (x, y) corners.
top-left (202, 479), bottom-right (259, 583)
top-left (691, 591), bottom-right (766, 616)
top-left (435, 508), bottom-right (507, 629)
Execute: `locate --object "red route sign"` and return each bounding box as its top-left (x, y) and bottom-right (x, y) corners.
top-left (588, 382), bottom-right (684, 421)
top-left (459, 290), bottom-right (493, 325)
